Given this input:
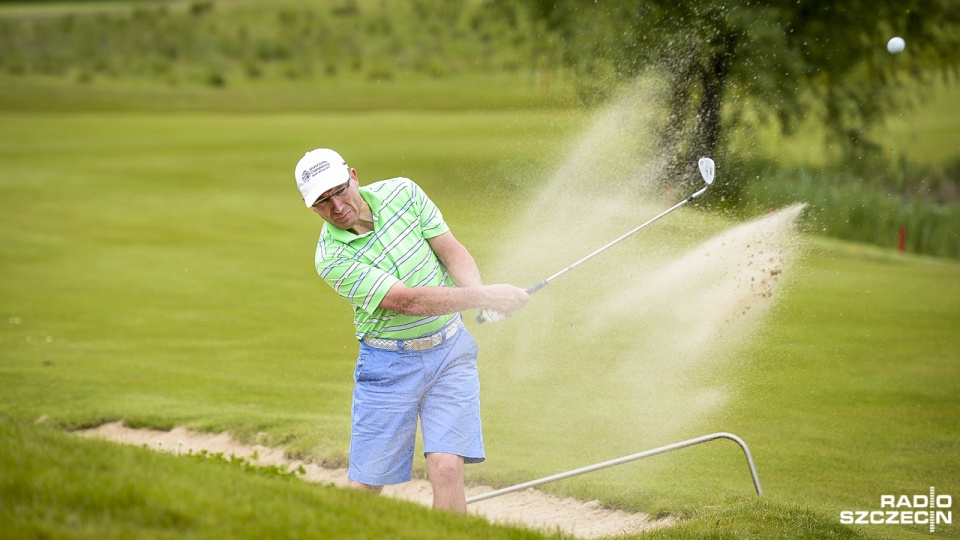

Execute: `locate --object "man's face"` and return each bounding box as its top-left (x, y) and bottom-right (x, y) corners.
top-left (309, 168), bottom-right (365, 230)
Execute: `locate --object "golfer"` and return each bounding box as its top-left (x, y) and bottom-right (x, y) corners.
top-left (294, 148), bottom-right (529, 512)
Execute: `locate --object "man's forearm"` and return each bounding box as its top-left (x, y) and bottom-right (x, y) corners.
top-left (380, 283), bottom-right (494, 317)
top-left (382, 232), bottom-right (529, 317)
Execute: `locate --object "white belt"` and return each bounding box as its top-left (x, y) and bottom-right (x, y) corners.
top-left (362, 314), bottom-right (462, 351)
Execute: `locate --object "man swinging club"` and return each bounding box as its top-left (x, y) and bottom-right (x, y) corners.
top-left (294, 148), bottom-right (529, 512)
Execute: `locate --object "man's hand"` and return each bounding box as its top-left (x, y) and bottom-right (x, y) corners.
top-left (482, 284), bottom-right (530, 316)
top-left (478, 308), bottom-right (505, 323)
top-left (474, 284), bottom-right (529, 324)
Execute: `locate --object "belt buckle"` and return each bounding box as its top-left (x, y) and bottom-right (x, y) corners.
top-left (410, 338), bottom-right (433, 351)
top-left (396, 317), bottom-right (460, 352)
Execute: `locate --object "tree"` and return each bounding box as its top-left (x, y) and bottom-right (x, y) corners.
top-left (489, 0), bottom-right (960, 192)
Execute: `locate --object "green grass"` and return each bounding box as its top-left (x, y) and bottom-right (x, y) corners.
top-left (0, 108), bottom-right (583, 458)
top-left (0, 0), bottom-right (564, 103)
top-left (0, 416), bottom-right (888, 540)
top-left (1, 97), bottom-right (958, 538)
top-left (0, 415), bottom-right (560, 540)
top-left (724, 239), bottom-right (959, 538)
top-left (634, 500), bottom-right (865, 539)
top-left (466, 234), bottom-right (960, 538)
top-left (739, 165), bottom-right (960, 258)
top-left (0, 72), bottom-right (576, 113)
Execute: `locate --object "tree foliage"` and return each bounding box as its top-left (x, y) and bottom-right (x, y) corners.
top-left (491, 0), bottom-right (960, 177)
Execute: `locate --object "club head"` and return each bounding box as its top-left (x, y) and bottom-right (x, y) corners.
top-left (698, 157), bottom-right (715, 185)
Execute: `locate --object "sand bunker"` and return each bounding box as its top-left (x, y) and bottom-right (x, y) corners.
top-left (77, 422), bottom-right (675, 539)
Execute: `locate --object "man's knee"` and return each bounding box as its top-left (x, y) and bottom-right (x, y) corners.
top-left (427, 453), bottom-right (464, 482)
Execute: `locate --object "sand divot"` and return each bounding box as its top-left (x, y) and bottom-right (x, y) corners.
top-left (77, 422), bottom-right (674, 538)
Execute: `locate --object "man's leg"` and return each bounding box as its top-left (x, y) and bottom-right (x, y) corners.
top-left (349, 344), bottom-right (423, 487)
top-left (421, 330), bottom-right (483, 513)
top-left (426, 452), bottom-right (466, 512)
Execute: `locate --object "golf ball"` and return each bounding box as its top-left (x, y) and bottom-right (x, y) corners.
top-left (887, 36), bottom-right (905, 54)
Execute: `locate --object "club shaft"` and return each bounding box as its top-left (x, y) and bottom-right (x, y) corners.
top-left (531, 185), bottom-right (707, 291)
top-left (476, 185), bottom-right (707, 324)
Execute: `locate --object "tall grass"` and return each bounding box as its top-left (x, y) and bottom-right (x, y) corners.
top-left (0, 0), bottom-right (555, 89)
top-left (740, 161), bottom-right (960, 258)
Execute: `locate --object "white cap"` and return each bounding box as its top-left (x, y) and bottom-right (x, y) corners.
top-left (295, 148), bottom-right (350, 207)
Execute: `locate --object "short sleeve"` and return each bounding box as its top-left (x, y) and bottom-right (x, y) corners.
top-left (410, 180), bottom-right (449, 240)
top-left (316, 255), bottom-right (400, 315)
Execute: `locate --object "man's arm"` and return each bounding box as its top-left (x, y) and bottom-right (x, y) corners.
top-left (378, 232), bottom-right (528, 317)
top-left (427, 231), bottom-right (483, 288)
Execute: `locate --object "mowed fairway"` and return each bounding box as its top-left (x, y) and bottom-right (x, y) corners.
top-left (1, 108), bottom-right (958, 539)
top-left (0, 109), bottom-right (581, 459)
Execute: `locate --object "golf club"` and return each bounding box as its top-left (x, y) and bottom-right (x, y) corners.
top-left (477, 157), bottom-right (716, 324)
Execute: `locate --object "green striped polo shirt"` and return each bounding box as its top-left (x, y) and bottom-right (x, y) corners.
top-left (315, 177), bottom-right (456, 341)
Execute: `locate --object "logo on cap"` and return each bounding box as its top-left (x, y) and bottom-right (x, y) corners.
top-left (300, 160), bottom-right (332, 185)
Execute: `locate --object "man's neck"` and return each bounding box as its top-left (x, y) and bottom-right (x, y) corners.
top-left (348, 201), bottom-right (375, 235)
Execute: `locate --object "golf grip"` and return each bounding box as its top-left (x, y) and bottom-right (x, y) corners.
top-left (475, 280), bottom-right (548, 324)
top-left (525, 281), bottom-right (548, 294)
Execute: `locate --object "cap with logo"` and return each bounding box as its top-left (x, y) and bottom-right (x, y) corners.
top-left (295, 148), bottom-right (350, 207)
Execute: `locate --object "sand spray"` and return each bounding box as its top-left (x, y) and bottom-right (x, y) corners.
top-left (478, 78), bottom-right (806, 465)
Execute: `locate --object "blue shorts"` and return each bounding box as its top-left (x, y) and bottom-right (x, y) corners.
top-left (348, 326), bottom-right (484, 486)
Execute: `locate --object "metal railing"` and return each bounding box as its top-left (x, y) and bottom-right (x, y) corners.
top-left (467, 432), bottom-right (763, 504)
